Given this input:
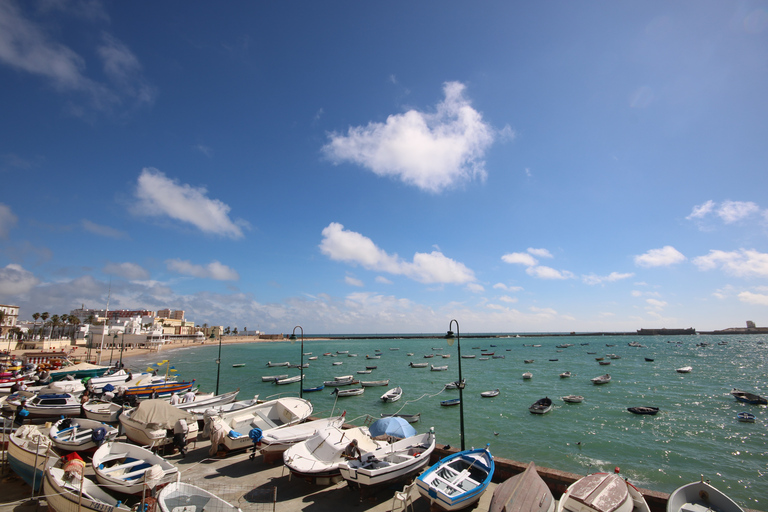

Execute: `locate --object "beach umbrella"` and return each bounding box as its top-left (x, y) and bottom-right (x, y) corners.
top-left (369, 417), bottom-right (417, 438)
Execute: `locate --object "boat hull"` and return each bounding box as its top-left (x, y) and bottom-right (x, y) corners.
top-left (44, 467), bottom-right (131, 512)
top-left (556, 472), bottom-right (651, 512)
top-left (416, 447), bottom-right (494, 512)
top-left (340, 431), bottom-right (436, 487)
top-left (489, 462), bottom-right (554, 512)
top-left (49, 417), bottom-right (119, 452)
top-left (667, 480), bottom-right (744, 512)
top-left (8, 425), bottom-right (59, 492)
top-left (92, 441), bottom-right (178, 495)
top-left (157, 481), bottom-right (240, 512)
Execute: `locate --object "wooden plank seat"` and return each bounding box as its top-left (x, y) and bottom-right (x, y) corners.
top-left (101, 459), bottom-right (148, 474)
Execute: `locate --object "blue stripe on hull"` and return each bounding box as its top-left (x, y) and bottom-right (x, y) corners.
top-left (8, 454), bottom-right (44, 491)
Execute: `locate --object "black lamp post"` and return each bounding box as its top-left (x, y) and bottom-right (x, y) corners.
top-left (289, 326), bottom-right (304, 398)
top-left (215, 329), bottom-right (222, 395)
top-left (109, 333), bottom-right (118, 366)
top-left (119, 330), bottom-right (125, 369)
top-left (446, 319), bottom-right (465, 451)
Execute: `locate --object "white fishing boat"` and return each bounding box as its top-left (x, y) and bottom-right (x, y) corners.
top-left (266, 361), bottom-right (290, 367)
top-left (206, 397), bottom-right (313, 454)
top-left (489, 461), bottom-right (555, 512)
top-left (258, 415), bottom-right (346, 457)
top-left (7, 391), bottom-right (81, 417)
top-left (333, 387), bottom-right (364, 397)
top-left (591, 374), bottom-right (611, 384)
top-left (49, 362), bottom-right (111, 381)
top-left (357, 370), bottom-right (372, 374)
top-left (43, 466), bottom-right (132, 512)
top-left (92, 441), bottom-right (178, 495)
top-left (49, 417), bottom-right (119, 452)
top-left (557, 472), bottom-right (650, 512)
top-left (119, 399), bottom-right (199, 447)
top-left (522, 372), bottom-right (533, 379)
top-left (324, 376), bottom-right (356, 386)
top-left (283, 425), bottom-right (388, 485)
top-left (275, 375), bottom-right (305, 385)
top-left (361, 379), bottom-right (390, 387)
top-left (667, 477), bottom-right (745, 512)
top-left (82, 399), bottom-right (124, 422)
top-left (157, 476), bottom-right (241, 512)
top-left (562, 395), bottom-right (584, 403)
top-left (187, 395), bottom-right (260, 422)
top-left (175, 388), bottom-right (239, 411)
top-left (381, 386), bottom-right (403, 402)
top-left (262, 374), bottom-right (288, 382)
top-left (461, 354), bottom-right (476, 359)
top-left (340, 430), bottom-right (436, 487)
top-left (7, 424), bottom-right (60, 491)
top-left (481, 389), bottom-right (500, 398)
top-left (676, 366), bottom-right (693, 373)
top-left (431, 365), bottom-right (449, 371)
top-left (560, 372), bottom-right (572, 378)
top-left (83, 369), bottom-right (132, 392)
top-left (416, 445), bottom-right (495, 511)
top-left (409, 362), bottom-right (428, 368)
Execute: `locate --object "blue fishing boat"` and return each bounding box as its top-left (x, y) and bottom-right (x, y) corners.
top-left (440, 398), bottom-right (461, 407)
top-left (731, 388), bottom-right (767, 405)
top-left (303, 384), bottom-right (325, 392)
top-left (416, 445), bottom-right (494, 511)
top-left (737, 411), bottom-right (755, 423)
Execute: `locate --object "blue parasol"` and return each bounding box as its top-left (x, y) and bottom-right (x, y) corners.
top-left (369, 416), bottom-right (417, 438)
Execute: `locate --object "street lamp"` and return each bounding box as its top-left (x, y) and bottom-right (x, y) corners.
top-left (109, 333), bottom-right (118, 366)
top-left (86, 333), bottom-right (92, 362)
top-left (289, 326), bottom-right (304, 399)
top-left (215, 329), bottom-right (222, 395)
top-left (119, 330), bottom-right (125, 369)
top-left (446, 319), bottom-right (465, 451)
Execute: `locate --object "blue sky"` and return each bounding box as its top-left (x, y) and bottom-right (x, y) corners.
top-left (1, 1), bottom-right (767, 334)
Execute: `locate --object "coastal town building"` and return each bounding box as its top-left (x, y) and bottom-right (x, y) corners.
top-left (0, 303), bottom-right (19, 339)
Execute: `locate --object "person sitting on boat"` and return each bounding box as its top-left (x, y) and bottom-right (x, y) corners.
top-left (343, 439), bottom-right (361, 461)
top-left (173, 418), bottom-right (188, 457)
top-left (182, 390), bottom-right (196, 403)
top-left (169, 392), bottom-right (180, 405)
top-left (14, 399), bottom-right (29, 426)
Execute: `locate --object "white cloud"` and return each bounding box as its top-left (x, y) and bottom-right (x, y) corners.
top-left (501, 252), bottom-right (538, 266)
top-left (527, 248), bottom-right (552, 259)
top-left (194, 145), bottom-right (213, 157)
top-left (133, 168), bottom-right (247, 238)
top-left (466, 283), bottom-right (485, 293)
top-left (498, 295), bottom-right (518, 303)
top-left (646, 298), bottom-right (667, 309)
top-left (345, 276), bottom-right (364, 287)
top-left (686, 200), bottom-right (716, 220)
top-left (717, 201), bottom-right (760, 223)
top-left (692, 249), bottom-right (768, 278)
top-left (0, 1), bottom-right (154, 113)
top-left (319, 222), bottom-right (475, 285)
top-left (0, 263), bottom-right (39, 295)
top-left (103, 262), bottom-right (149, 280)
top-left (0, 203), bottom-right (18, 238)
top-left (375, 276), bottom-right (393, 285)
top-left (322, 81), bottom-right (496, 193)
top-left (526, 266), bottom-right (575, 280)
top-left (493, 283), bottom-right (523, 292)
top-left (738, 291), bottom-right (768, 306)
top-left (582, 272), bottom-right (635, 285)
top-left (82, 219), bottom-right (128, 239)
top-left (530, 306), bottom-right (557, 316)
top-left (166, 259), bottom-right (240, 281)
top-left (634, 246), bottom-right (686, 268)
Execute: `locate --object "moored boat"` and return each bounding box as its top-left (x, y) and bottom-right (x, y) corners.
top-left (489, 461), bottom-right (554, 512)
top-left (666, 477), bottom-right (744, 512)
top-left (627, 406), bottom-right (659, 416)
top-left (416, 445), bottom-right (494, 511)
top-left (333, 387), bottom-right (364, 397)
top-left (529, 397), bottom-right (553, 414)
top-left (380, 412), bottom-right (420, 423)
top-left (360, 379), bottom-right (390, 387)
top-left (522, 372), bottom-right (533, 379)
top-left (591, 374), bottom-right (611, 384)
top-left (303, 384), bottom-right (325, 392)
top-left (275, 375), bottom-right (305, 385)
top-left (676, 366), bottom-right (693, 373)
top-left (381, 386), bottom-right (403, 402)
top-left (556, 472), bottom-right (650, 512)
top-left (562, 395), bottom-right (584, 403)
top-left (731, 388), bottom-right (767, 405)
top-left (440, 398), bottom-right (461, 407)
top-left (480, 389), bottom-right (500, 398)
top-left (409, 362), bottom-right (428, 368)
top-left (266, 361), bottom-right (290, 367)
top-left (737, 411), bottom-right (755, 423)
top-left (560, 372), bottom-right (572, 378)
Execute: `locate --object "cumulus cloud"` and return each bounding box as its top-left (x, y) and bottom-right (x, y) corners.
top-left (345, 275), bottom-right (364, 287)
top-left (466, 283), bottom-right (485, 293)
top-left (646, 298), bottom-right (667, 309)
top-left (501, 252), bottom-right (538, 266)
top-left (526, 266), bottom-right (575, 280)
top-left (634, 246), bottom-right (686, 268)
top-left (319, 222), bottom-right (475, 285)
top-left (692, 249), bottom-right (768, 278)
top-left (0, 1), bottom-right (155, 114)
top-left (82, 219), bottom-right (128, 239)
top-left (739, 291), bottom-right (768, 306)
top-left (133, 168), bottom-right (247, 238)
top-left (166, 259), bottom-right (240, 281)
top-left (103, 262), bottom-right (149, 280)
top-left (375, 276), bottom-right (393, 285)
top-left (0, 263), bottom-right (39, 295)
top-left (493, 283), bottom-right (523, 292)
top-left (687, 200), bottom-right (762, 227)
top-left (322, 81), bottom-right (496, 193)
top-left (503, 248), bottom-right (573, 280)
top-left (498, 295), bottom-right (518, 303)
top-left (582, 272), bottom-right (635, 285)
top-left (0, 203), bottom-right (18, 238)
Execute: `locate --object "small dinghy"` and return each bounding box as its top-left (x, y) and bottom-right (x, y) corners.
top-left (157, 476), bottom-right (241, 512)
top-left (232, 363), bottom-right (245, 368)
top-left (481, 389), bottom-right (500, 398)
top-left (522, 372), bottom-right (533, 380)
top-left (82, 399), bottom-right (124, 423)
top-left (92, 441), bottom-right (178, 495)
top-left (591, 374), bottom-right (611, 384)
top-left (562, 395), bottom-right (584, 403)
top-left (44, 466), bottom-right (132, 512)
top-left (676, 366), bottom-right (693, 373)
top-left (409, 362), bottom-right (428, 368)
top-left (557, 472), bottom-right (650, 512)
top-left (441, 398), bottom-right (461, 407)
top-left (489, 461), bottom-right (554, 512)
top-left (360, 379), bottom-right (390, 387)
top-left (560, 372), bottom-right (572, 378)
top-left (431, 365), bottom-right (449, 371)
top-left (644, 357), bottom-right (654, 362)
top-left (49, 417), bottom-right (119, 452)
top-left (416, 445), bottom-right (494, 511)
top-left (333, 387), bottom-right (364, 397)
top-left (731, 388), bottom-right (768, 405)
top-left (737, 411), bottom-right (756, 423)
top-left (7, 424), bottom-right (60, 491)
top-left (266, 361), bottom-right (290, 367)
top-left (303, 384), bottom-right (325, 392)
top-left (381, 386), bottom-right (403, 402)
top-left (529, 397), bottom-right (553, 414)
top-left (258, 415), bottom-right (346, 458)
top-left (627, 407), bottom-right (659, 416)
top-left (667, 477), bottom-right (745, 512)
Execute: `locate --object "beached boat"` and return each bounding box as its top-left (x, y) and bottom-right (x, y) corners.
top-left (731, 388), bottom-right (768, 405)
top-left (416, 446), bottom-right (494, 512)
top-left (156, 476), bottom-right (241, 512)
top-left (49, 417), bottom-right (119, 452)
top-left (489, 461), bottom-right (555, 512)
top-left (381, 386), bottom-right (403, 402)
top-left (556, 472), bottom-right (650, 512)
top-left (591, 374), bottom-right (611, 384)
top-left (333, 387), bottom-right (364, 397)
top-left (381, 412), bottom-right (420, 423)
top-left (11, 392), bottom-right (82, 417)
top-left (123, 379), bottom-right (195, 400)
top-left (481, 389), bottom-right (500, 398)
top-left (82, 399), bottom-right (124, 423)
top-left (440, 398), bottom-right (461, 407)
top-left (119, 399), bottom-right (199, 447)
top-left (737, 411), bottom-right (756, 423)
top-left (283, 425), bottom-right (388, 485)
top-left (92, 441), bottom-right (178, 495)
top-left (206, 397), bottom-right (313, 454)
top-left (340, 430), bottom-right (436, 487)
top-left (409, 362), bottom-right (428, 368)
top-left (667, 477), bottom-right (744, 512)
top-left (43, 466), bottom-right (132, 512)
top-left (49, 362), bottom-right (111, 381)
top-left (529, 397), bottom-right (553, 414)
top-left (431, 365), bottom-right (449, 371)
top-left (303, 384), bottom-right (325, 392)
top-left (676, 366), bottom-right (692, 373)
top-left (627, 407), bottom-right (659, 416)
top-left (83, 369), bottom-right (132, 392)
top-left (562, 395), bottom-right (584, 403)
top-left (184, 395), bottom-right (260, 422)
top-left (258, 415), bottom-right (346, 457)
top-left (266, 361), bottom-right (290, 367)
top-left (522, 372), bottom-right (533, 379)
top-left (7, 424), bottom-right (60, 491)
top-left (361, 379), bottom-right (390, 387)
top-left (174, 388), bottom-right (239, 412)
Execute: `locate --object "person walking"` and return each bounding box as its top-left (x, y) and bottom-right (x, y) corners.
top-left (173, 418), bottom-right (189, 457)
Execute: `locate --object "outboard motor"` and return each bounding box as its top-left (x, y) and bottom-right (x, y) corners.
top-left (248, 427), bottom-right (263, 460)
top-left (91, 427), bottom-right (107, 446)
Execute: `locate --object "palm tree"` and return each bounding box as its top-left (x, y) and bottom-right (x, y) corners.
top-left (32, 312), bottom-right (40, 339)
top-left (41, 312), bottom-right (49, 338)
top-left (51, 315), bottom-right (60, 339)
top-left (224, 326), bottom-right (231, 336)
top-left (87, 314), bottom-right (96, 326)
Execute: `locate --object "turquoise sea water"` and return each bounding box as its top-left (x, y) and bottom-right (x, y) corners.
top-left (128, 334), bottom-right (767, 509)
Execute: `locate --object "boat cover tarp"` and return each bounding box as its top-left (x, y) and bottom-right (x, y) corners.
top-left (129, 399), bottom-right (196, 429)
top-left (369, 417), bottom-right (417, 438)
top-left (51, 362), bottom-right (109, 374)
